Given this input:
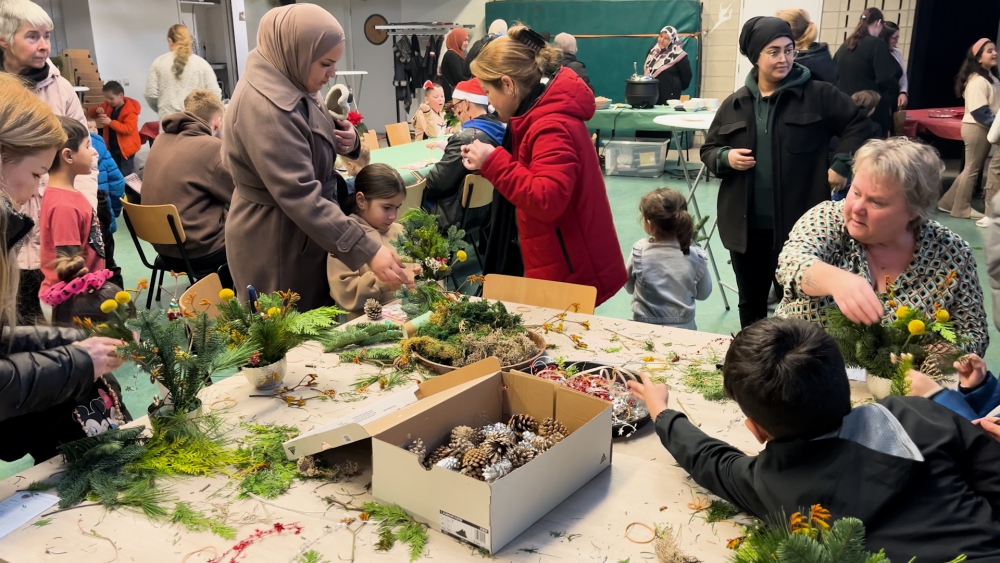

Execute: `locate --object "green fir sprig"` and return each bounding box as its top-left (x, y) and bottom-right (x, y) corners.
top-left (362, 501), bottom-right (429, 562)
top-left (170, 502), bottom-right (237, 539)
top-left (233, 423), bottom-right (299, 499)
top-left (391, 208), bottom-right (468, 281)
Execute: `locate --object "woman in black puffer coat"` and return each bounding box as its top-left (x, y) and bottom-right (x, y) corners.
top-left (776, 8), bottom-right (837, 83)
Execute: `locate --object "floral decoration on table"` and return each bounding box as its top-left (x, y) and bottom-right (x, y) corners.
top-left (214, 287), bottom-right (344, 389)
top-left (401, 297), bottom-right (542, 369)
top-left (391, 207), bottom-right (468, 282)
top-left (529, 359), bottom-right (650, 437)
top-left (75, 277), bottom-right (149, 340)
top-left (823, 274), bottom-right (964, 387)
top-left (347, 109), bottom-right (368, 135)
top-left (442, 101), bottom-right (461, 131)
top-left (405, 413), bottom-right (570, 483)
top-left (728, 504), bottom-right (897, 563)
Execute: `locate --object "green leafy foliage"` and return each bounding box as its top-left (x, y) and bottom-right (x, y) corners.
top-left (319, 322), bottom-right (402, 352)
top-left (362, 501), bottom-right (429, 562)
top-left (32, 518), bottom-right (52, 527)
top-left (396, 281), bottom-right (449, 317)
top-left (888, 354), bottom-right (914, 397)
top-left (391, 208), bottom-right (468, 281)
top-left (233, 423), bottom-right (299, 499)
top-left (134, 413), bottom-right (237, 476)
top-left (681, 365), bottom-right (727, 402)
top-left (297, 551), bottom-right (330, 563)
top-left (705, 499), bottom-right (741, 522)
top-left (121, 309), bottom-right (254, 414)
top-left (170, 502), bottom-right (237, 539)
top-left (25, 481), bottom-right (56, 492)
top-left (340, 345), bottom-right (406, 367)
top-left (822, 305), bottom-right (963, 381)
top-left (730, 506), bottom-right (895, 563)
top-left (216, 291), bottom-right (344, 366)
top-left (352, 370), bottom-right (414, 392)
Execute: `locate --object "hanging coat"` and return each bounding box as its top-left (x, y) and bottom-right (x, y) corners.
top-left (425, 36), bottom-right (442, 81)
top-left (410, 34), bottom-right (425, 87)
top-left (393, 40), bottom-right (413, 112)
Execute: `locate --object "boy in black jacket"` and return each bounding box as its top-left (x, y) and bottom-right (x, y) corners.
top-left (628, 317), bottom-right (1000, 561)
top-left (702, 16), bottom-right (872, 329)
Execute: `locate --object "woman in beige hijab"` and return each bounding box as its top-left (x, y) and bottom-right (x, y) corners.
top-left (223, 4), bottom-right (407, 309)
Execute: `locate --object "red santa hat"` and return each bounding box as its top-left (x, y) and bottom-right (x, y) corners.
top-left (452, 79), bottom-right (489, 106)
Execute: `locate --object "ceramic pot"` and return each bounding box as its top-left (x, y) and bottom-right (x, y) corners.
top-left (866, 375), bottom-right (893, 399)
top-left (241, 357), bottom-right (288, 390)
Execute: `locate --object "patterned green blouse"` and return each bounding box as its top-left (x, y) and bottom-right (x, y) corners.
top-left (775, 200), bottom-right (989, 355)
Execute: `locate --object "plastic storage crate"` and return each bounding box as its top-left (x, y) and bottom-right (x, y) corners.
top-left (603, 138), bottom-right (669, 177)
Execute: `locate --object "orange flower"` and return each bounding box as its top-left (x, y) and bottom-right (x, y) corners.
top-left (571, 303), bottom-right (580, 313)
top-left (137, 279), bottom-right (149, 290)
top-left (580, 321), bottom-right (590, 330)
top-left (726, 537), bottom-right (745, 549)
top-left (359, 513), bottom-right (371, 522)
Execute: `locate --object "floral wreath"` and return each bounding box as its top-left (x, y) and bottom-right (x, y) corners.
top-left (40, 269), bottom-right (114, 307)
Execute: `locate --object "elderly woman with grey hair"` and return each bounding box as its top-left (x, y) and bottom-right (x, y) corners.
top-left (775, 137), bottom-right (989, 356)
top-left (554, 33), bottom-right (592, 91)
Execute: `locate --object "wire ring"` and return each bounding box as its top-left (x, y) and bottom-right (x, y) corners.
top-left (625, 521), bottom-right (657, 544)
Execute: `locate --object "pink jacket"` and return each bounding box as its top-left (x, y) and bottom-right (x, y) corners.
top-left (17, 61), bottom-right (99, 271)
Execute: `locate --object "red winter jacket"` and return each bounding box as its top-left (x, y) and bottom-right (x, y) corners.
top-left (87, 97), bottom-right (142, 160)
top-left (481, 69), bottom-right (626, 305)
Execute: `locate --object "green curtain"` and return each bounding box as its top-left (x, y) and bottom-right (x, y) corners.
top-left (484, 0), bottom-right (702, 101)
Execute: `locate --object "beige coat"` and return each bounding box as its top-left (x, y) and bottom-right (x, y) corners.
top-left (327, 214), bottom-right (403, 313)
top-left (412, 108), bottom-right (446, 140)
top-left (222, 51), bottom-right (379, 310)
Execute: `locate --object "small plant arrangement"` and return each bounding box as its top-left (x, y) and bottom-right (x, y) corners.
top-left (391, 207), bottom-right (468, 282)
top-left (442, 101), bottom-right (461, 131)
top-left (214, 288), bottom-right (344, 387)
top-left (401, 297), bottom-right (541, 368)
top-left (728, 504), bottom-right (891, 562)
top-left (822, 273), bottom-right (964, 380)
top-left (347, 109), bottom-right (368, 135)
top-left (121, 308), bottom-right (256, 416)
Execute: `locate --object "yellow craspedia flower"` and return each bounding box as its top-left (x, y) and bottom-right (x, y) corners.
top-left (219, 288), bottom-right (235, 301)
top-left (96, 323), bottom-right (109, 330)
top-left (456, 250), bottom-right (467, 262)
top-left (115, 291), bottom-right (131, 304)
top-left (908, 319), bottom-right (925, 336)
top-left (895, 305), bottom-right (911, 319)
top-left (935, 309), bottom-right (950, 323)
top-left (266, 307), bottom-right (281, 317)
top-left (100, 300), bottom-right (118, 313)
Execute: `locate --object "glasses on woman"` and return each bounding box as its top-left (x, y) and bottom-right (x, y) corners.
top-left (763, 47), bottom-right (797, 61)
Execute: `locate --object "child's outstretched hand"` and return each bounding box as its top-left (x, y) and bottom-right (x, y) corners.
top-left (957, 354), bottom-right (989, 389)
top-left (626, 371), bottom-right (669, 420)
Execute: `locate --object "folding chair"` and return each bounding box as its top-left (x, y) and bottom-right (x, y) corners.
top-left (179, 273), bottom-right (223, 319)
top-left (482, 274), bottom-right (597, 314)
top-left (121, 201), bottom-right (199, 309)
top-left (401, 179), bottom-right (426, 217)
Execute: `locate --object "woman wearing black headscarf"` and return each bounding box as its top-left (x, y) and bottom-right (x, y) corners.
top-left (701, 16), bottom-right (871, 328)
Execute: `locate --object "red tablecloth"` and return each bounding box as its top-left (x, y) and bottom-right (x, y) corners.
top-left (903, 108), bottom-right (964, 141)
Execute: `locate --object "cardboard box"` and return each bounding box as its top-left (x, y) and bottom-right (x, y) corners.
top-left (283, 358), bottom-right (502, 460)
top-left (370, 367), bottom-right (612, 554)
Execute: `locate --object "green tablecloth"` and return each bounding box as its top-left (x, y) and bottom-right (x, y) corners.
top-left (367, 140), bottom-right (443, 187)
top-left (588, 105), bottom-right (715, 131)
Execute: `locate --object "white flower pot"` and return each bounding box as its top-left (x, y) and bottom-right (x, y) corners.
top-left (241, 357), bottom-right (288, 390)
top-left (866, 375), bottom-right (893, 399)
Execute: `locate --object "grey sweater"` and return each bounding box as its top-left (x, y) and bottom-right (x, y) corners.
top-left (625, 238), bottom-right (712, 329)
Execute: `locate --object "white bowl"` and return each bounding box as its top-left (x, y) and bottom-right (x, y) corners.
top-left (595, 97), bottom-right (611, 110)
top-left (703, 98), bottom-right (719, 109)
top-left (666, 99), bottom-right (683, 108)
top-left (683, 99), bottom-right (705, 111)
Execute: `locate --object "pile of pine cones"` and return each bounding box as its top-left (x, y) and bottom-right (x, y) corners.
top-left (404, 414), bottom-right (568, 483)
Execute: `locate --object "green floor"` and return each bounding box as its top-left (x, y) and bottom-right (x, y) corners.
top-left (4, 168), bottom-right (997, 480)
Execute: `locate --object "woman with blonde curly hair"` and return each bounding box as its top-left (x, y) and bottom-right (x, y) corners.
top-left (0, 74), bottom-right (127, 463)
top-left (145, 24), bottom-right (223, 121)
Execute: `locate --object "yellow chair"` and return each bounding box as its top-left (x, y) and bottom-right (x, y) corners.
top-left (363, 130), bottom-right (380, 152)
top-left (482, 274), bottom-right (597, 314)
top-left (121, 201), bottom-right (200, 309)
top-left (179, 273), bottom-right (224, 319)
top-left (401, 179), bottom-right (426, 216)
top-left (385, 122), bottom-right (412, 147)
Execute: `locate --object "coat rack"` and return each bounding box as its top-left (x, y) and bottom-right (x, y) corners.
top-left (377, 23), bottom-right (475, 122)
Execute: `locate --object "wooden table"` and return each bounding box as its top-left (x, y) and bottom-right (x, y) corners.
top-left (0, 305), bottom-right (875, 562)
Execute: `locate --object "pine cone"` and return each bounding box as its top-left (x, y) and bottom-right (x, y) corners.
top-left (507, 413), bottom-right (539, 434)
top-left (461, 448), bottom-right (489, 481)
top-left (435, 457), bottom-right (461, 471)
top-left (426, 444), bottom-right (453, 467)
top-left (407, 438), bottom-right (426, 463)
top-left (538, 417), bottom-right (568, 438)
top-left (448, 438), bottom-right (476, 459)
top-left (532, 434), bottom-right (556, 453)
top-left (364, 298), bottom-right (383, 320)
top-left (451, 426), bottom-right (483, 445)
top-left (483, 458), bottom-right (513, 483)
top-left (480, 434), bottom-right (514, 464)
top-left (508, 443), bottom-right (537, 468)
top-left (483, 425), bottom-right (517, 444)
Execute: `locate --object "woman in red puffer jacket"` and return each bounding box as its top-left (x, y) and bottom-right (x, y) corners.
top-left (462, 26), bottom-right (626, 306)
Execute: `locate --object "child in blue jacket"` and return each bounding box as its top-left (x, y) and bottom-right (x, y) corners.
top-left (909, 355), bottom-right (1000, 421)
top-left (88, 122), bottom-right (125, 286)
